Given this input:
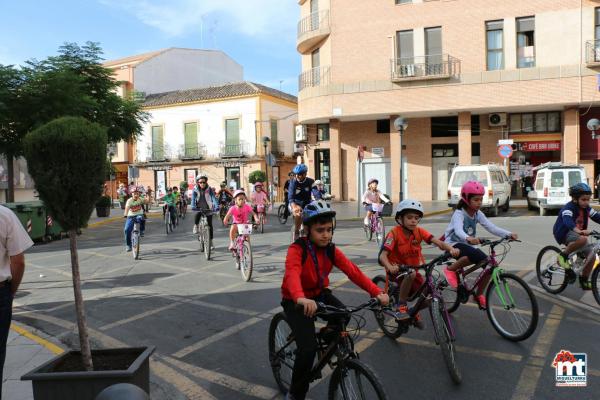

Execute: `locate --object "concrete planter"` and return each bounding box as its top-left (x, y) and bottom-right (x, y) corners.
top-left (21, 347), bottom-right (155, 400)
top-left (95, 206), bottom-right (110, 218)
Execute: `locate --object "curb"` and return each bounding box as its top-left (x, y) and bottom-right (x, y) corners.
top-left (10, 322), bottom-right (64, 355)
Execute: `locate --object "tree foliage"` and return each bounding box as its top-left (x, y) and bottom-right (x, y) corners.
top-left (249, 170), bottom-right (267, 184)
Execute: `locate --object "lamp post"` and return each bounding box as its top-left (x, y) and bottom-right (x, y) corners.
top-left (393, 117), bottom-right (408, 202)
top-left (262, 136), bottom-right (271, 200)
top-left (587, 118), bottom-right (600, 140)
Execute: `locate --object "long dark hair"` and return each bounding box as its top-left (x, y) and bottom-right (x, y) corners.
top-left (456, 194), bottom-right (479, 210)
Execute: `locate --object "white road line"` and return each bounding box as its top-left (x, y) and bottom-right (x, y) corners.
top-left (99, 302), bottom-right (180, 331)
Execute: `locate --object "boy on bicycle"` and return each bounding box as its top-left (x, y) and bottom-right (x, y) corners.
top-left (379, 200), bottom-right (459, 323)
top-left (553, 182), bottom-right (600, 290)
top-left (281, 200), bottom-right (389, 400)
top-left (123, 187), bottom-right (148, 251)
top-left (160, 188), bottom-right (178, 227)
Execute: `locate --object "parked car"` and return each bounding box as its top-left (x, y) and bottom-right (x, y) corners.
top-left (527, 162), bottom-right (587, 216)
top-left (447, 164), bottom-right (511, 217)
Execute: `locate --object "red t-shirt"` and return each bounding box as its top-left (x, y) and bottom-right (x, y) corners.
top-left (281, 239), bottom-right (383, 301)
top-left (382, 226), bottom-right (433, 267)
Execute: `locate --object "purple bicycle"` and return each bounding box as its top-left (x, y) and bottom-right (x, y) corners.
top-left (372, 252), bottom-right (461, 384)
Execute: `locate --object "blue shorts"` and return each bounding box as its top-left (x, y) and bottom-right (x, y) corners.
top-left (453, 243), bottom-right (488, 265)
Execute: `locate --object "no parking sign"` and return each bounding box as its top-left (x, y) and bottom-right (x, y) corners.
top-left (497, 144), bottom-right (513, 159)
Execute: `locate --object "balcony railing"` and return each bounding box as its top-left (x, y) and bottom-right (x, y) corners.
top-left (390, 54), bottom-right (460, 82)
top-left (179, 144), bottom-right (207, 160)
top-left (586, 40), bottom-right (600, 66)
top-left (299, 66), bottom-right (331, 91)
top-left (219, 141), bottom-right (249, 158)
top-left (150, 148), bottom-right (166, 162)
top-left (271, 140), bottom-right (285, 156)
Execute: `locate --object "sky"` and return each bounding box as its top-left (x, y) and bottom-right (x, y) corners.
top-left (0, 0), bottom-right (301, 94)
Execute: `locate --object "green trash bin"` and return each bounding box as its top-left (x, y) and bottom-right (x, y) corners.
top-left (46, 211), bottom-right (65, 240)
top-left (3, 201), bottom-right (47, 242)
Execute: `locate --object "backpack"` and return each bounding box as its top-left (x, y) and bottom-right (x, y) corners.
top-left (377, 226), bottom-right (424, 267)
top-left (295, 238), bottom-right (336, 266)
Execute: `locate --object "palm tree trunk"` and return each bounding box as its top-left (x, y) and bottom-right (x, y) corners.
top-left (68, 229), bottom-right (94, 371)
top-left (6, 153), bottom-right (14, 202)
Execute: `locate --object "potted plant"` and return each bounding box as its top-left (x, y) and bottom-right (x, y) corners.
top-left (249, 170), bottom-right (266, 185)
top-left (95, 195), bottom-right (112, 217)
top-left (21, 117), bottom-right (154, 400)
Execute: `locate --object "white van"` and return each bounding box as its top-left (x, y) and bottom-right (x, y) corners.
top-left (527, 163), bottom-right (587, 216)
top-left (447, 164), bottom-right (511, 217)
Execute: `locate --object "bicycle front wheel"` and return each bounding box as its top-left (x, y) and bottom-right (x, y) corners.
top-left (240, 240), bottom-right (253, 281)
top-left (591, 263), bottom-right (600, 305)
top-left (375, 217), bottom-right (385, 246)
top-left (364, 222), bottom-right (373, 241)
top-left (536, 246), bottom-right (569, 294)
top-left (371, 275), bottom-right (403, 339)
top-left (164, 214), bottom-right (170, 235)
top-left (328, 359), bottom-right (388, 400)
top-left (268, 312), bottom-right (295, 394)
top-left (260, 214), bottom-right (265, 234)
top-left (486, 272), bottom-right (539, 342)
top-left (430, 298), bottom-right (461, 384)
top-left (132, 232), bottom-right (140, 260)
top-left (204, 228), bottom-right (211, 261)
top-left (278, 205), bottom-right (288, 224)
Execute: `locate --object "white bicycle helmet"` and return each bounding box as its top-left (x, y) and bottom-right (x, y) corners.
top-left (302, 200), bottom-right (336, 225)
top-left (314, 180), bottom-right (323, 186)
top-left (395, 199), bottom-right (424, 218)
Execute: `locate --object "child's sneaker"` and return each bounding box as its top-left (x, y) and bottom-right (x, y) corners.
top-left (579, 276), bottom-right (592, 291)
top-left (474, 294), bottom-right (487, 309)
top-left (443, 268), bottom-right (459, 288)
top-left (395, 304), bottom-right (410, 321)
top-left (557, 253), bottom-right (570, 270)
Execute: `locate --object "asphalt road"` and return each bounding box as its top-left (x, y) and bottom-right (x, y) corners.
top-left (12, 207), bottom-right (600, 399)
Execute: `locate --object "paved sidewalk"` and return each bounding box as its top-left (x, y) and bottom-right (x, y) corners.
top-left (331, 200), bottom-right (452, 220)
top-left (2, 323), bottom-right (62, 400)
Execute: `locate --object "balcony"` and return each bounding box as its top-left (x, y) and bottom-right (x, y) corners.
top-left (150, 148), bottom-right (166, 162)
top-left (219, 141), bottom-right (250, 158)
top-left (299, 66), bottom-right (331, 91)
top-left (390, 54), bottom-right (460, 82)
top-left (586, 40), bottom-right (600, 66)
top-left (271, 140), bottom-right (285, 157)
top-left (297, 10), bottom-right (330, 54)
top-left (179, 144), bottom-right (207, 160)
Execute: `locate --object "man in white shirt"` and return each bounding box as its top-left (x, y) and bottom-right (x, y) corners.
top-left (0, 205), bottom-right (33, 395)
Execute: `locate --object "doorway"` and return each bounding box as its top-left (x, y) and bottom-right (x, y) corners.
top-left (315, 149), bottom-right (331, 193)
top-left (225, 167), bottom-right (241, 191)
top-left (361, 159), bottom-right (392, 198)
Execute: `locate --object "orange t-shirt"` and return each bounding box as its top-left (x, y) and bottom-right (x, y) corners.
top-left (382, 226), bottom-right (433, 267)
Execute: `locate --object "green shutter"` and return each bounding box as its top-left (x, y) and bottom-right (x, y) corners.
top-left (270, 120), bottom-right (278, 153)
top-left (152, 126), bottom-right (163, 159)
top-left (225, 119), bottom-right (240, 156)
top-left (184, 122), bottom-right (198, 157)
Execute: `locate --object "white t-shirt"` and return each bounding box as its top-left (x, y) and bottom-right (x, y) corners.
top-left (0, 205), bottom-right (34, 282)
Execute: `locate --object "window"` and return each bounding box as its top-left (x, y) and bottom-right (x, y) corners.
top-left (509, 112), bottom-right (561, 133)
top-left (491, 171), bottom-right (501, 184)
top-left (486, 20), bottom-right (504, 70)
top-left (471, 115), bottom-right (480, 136)
top-left (151, 125), bottom-right (163, 159)
top-left (270, 119), bottom-right (279, 153)
top-left (225, 119), bottom-right (240, 146)
top-left (311, 48), bottom-right (321, 85)
top-left (377, 119), bottom-right (390, 134)
top-left (310, 0), bottom-right (319, 30)
top-left (396, 30), bottom-right (414, 62)
top-left (517, 17), bottom-right (535, 68)
top-left (432, 144), bottom-right (458, 157)
top-left (550, 171), bottom-right (564, 188)
top-left (184, 122), bottom-right (198, 157)
top-left (317, 123), bottom-right (330, 141)
top-left (535, 173), bottom-right (545, 190)
top-left (596, 8), bottom-right (600, 40)
top-left (451, 171), bottom-right (489, 187)
top-left (425, 27), bottom-right (443, 71)
top-left (568, 171), bottom-right (582, 186)
top-left (431, 116), bottom-right (458, 137)
top-left (395, 0), bottom-right (412, 4)
top-left (472, 142), bottom-right (480, 157)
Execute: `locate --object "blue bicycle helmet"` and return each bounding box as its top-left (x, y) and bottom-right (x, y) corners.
top-left (293, 164), bottom-right (308, 175)
top-left (302, 200), bottom-right (336, 225)
top-left (569, 182), bottom-right (592, 197)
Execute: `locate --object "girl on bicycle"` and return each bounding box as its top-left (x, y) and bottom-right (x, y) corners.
top-left (361, 178), bottom-right (389, 227)
top-left (123, 187), bottom-right (148, 252)
top-left (250, 182), bottom-right (270, 213)
top-left (223, 190), bottom-right (258, 251)
top-left (442, 181), bottom-right (518, 309)
top-left (379, 199), bottom-right (459, 322)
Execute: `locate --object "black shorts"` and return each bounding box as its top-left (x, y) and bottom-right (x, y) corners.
top-left (453, 243), bottom-right (488, 265)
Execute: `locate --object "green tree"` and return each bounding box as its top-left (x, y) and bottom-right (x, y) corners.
top-left (24, 117), bottom-right (108, 371)
top-left (249, 170), bottom-right (267, 184)
top-left (0, 41), bottom-right (148, 201)
top-left (0, 65), bottom-right (24, 201)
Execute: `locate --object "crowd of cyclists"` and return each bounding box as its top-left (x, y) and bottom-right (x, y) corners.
top-left (119, 163), bottom-right (600, 399)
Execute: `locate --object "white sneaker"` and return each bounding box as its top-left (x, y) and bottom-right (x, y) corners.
top-left (193, 225), bottom-right (198, 234)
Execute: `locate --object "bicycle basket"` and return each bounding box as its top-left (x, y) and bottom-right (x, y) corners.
top-left (257, 204), bottom-right (266, 213)
top-left (371, 203), bottom-right (384, 212)
top-left (237, 224), bottom-right (253, 235)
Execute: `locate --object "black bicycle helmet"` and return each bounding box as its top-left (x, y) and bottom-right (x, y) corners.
top-left (569, 182), bottom-right (592, 197)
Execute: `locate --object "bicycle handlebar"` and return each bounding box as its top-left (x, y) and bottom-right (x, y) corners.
top-left (479, 237), bottom-right (521, 248)
top-left (311, 298), bottom-right (381, 316)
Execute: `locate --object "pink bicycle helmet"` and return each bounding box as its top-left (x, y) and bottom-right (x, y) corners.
top-left (254, 181), bottom-right (263, 188)
top-left (368, 178), bottom-right (379, 185)
top-left (460, 180), bottom-right (485, 202)
top-left (233, 189), bottom-right (246, 199)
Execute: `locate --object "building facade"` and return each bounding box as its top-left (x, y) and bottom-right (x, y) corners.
top-left (297, 0), bottom-right (600, 202)
top-left (133, 82), bottom-right (298, 201)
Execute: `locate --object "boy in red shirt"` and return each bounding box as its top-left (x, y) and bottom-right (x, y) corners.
top-left (379, 199), bottom-right (458, 322)
top-left (281, 200), bottom-right (389, 400)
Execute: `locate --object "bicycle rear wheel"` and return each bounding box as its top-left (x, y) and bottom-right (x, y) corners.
top-left (164, 213), bottom-right (170, 235)
top-left (268, 312), bottom-right (295, 394)
top-left (375, 217), bottom-right (385, 246)
top-left (486, 272), bottom-right (538, 342)
top-left (204, 227), bottom-right (211, 261)
top-left (591, 264), bottom-right (600, 305)
top-left (260, 213), bottom-right (264, 234)
top-left (372, 276), bottom-right (403, 339)
top-left (364, 222), bottom-right (373, 241)
top-left (181, 203), bottom-right (187, 219)
top-left (278, 205), bottom-right (288, 225)
top-left (240, 240), bottom-right (253, 281)
top-left (328, 359), bottom-right (388, 400)
top-left (430, 298), bottom-right (461, 384)
top-left (535, 245), bottom-right (569, 294)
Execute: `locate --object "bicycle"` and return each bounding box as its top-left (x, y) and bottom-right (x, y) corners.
top-left (536, 230), bottom-right (600, 305)
top-left (219, 202), bottom-right (230, 225)
top-left (255, 204), bottom-right (268, 234)
top-left (126, 216), bottom-right (143, 260)
top-left (372, 252), bottom-right (461, 384)
top-left (278, 203), bottom-right (290, 225)
top-left (230, 223), bottom-right (254, 281)
top-left (163, 204), bottom-right (175, 234)
top-left (440, 237), bottom-right (539, 342)
top-left (364, 203), bottom-right (385, 246)
top-left (269, 298), bottom-right (389, 399)
top-left (197, 211), bottom-right (213, 261)
top-left (178, 198), bottom-right (187, 219)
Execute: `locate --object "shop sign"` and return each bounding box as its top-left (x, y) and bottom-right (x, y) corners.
top-left (217, 160), bottom-right (247, 168)
top-left (147, 165), bottom-right (173, 171)
top-left (517, 141), bottom-right (561, 152)
top-left (372, 147), bottom-right (385, 157)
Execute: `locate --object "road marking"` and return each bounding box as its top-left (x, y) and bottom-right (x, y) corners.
top-left (162, 356), bottom-right (280, 399)
top-left (525, 280), bottom-right (600, 320)
top-left (99, 302), bottom-right (180, 331)
top-left (10, 322), bottom-right (64, 355)
top-left (152, 359), bottom-right (218, 400)
top-left (511, 305), bottom-right (564, 400)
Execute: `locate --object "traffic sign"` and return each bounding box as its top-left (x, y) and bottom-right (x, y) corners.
top-left (498, 139), bottom-right (514, 145)
top-left (498, 144), bottom-right (513, 159)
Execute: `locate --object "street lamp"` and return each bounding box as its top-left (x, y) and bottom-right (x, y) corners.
top-left (587, 118), bottom-right (600, 140)
top-left (262, 136), bottom-right (271, 199)
top-left (393, 117), bottom-right (408, 201)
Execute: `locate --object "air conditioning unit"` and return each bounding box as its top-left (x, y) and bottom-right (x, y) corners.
top-left (293, 143), bottom-right (306, 155)
top-left (489, 113), bottom-right (507, 127)
top-left (295, 125), bottom-right (308, 142)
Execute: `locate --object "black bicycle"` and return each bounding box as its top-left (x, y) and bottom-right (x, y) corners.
top-left (269, 298), bottom-right (388, 400)
top-left (278, 203), bottom-right (290, 224)
top-left (372, 252), bottom-right (461, 384)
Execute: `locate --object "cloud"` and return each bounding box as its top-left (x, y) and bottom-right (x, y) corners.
top-left (99, 0), bottom-right (297, 38)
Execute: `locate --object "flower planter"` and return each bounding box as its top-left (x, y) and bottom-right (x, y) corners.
top-left (21, 347), bottom-right (155, 400)
top-left (95, 206), bottom-right (110, 218)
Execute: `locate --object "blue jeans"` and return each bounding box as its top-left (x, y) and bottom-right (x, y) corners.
top-left (124, 216), bottom-right (145, 247)
top-left (0, 284), bottom-right (13, 397)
